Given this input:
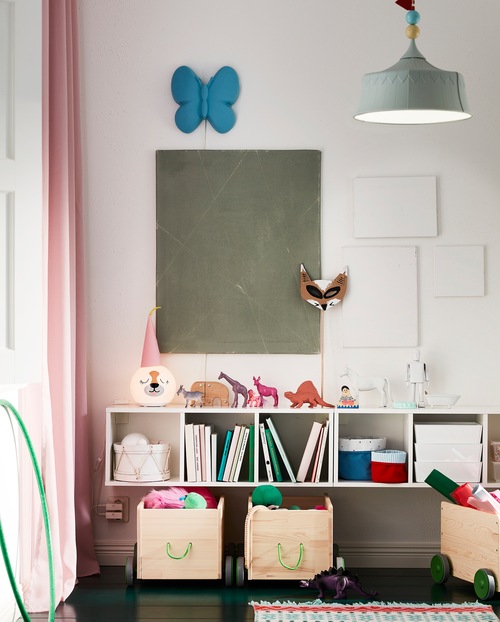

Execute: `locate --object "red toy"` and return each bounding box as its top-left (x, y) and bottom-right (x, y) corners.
top-left (284, 381), bottom-right (334, 408)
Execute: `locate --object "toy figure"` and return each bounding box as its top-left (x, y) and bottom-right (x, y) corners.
top-left (284, 381), bottom-right (334, 408)
top-left (218, 371), bottom-right (248, 407)
top-left (176, 385), bottom-right (203, 407)
top-left (300, 566), bottom-right (378, 600)
top-left (190, 381), bottom-right (229, 407)
top-left (247, 389), bottom-right (263, 407)
top-left (340, 365), bottom-right (392, 408)
top-left (406, 349), bottom-right (429, 407)
top-left (337, 385), bottom-right (359, 409)
top-left (253, 376), bottom-right (279, 407)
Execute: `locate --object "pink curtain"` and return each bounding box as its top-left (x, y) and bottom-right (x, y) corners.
top-left (20, 0), bottom-right (99, 612)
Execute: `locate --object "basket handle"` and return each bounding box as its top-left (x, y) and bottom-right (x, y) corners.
top-left (277, 542), bottom-right (303, 570)
top-left (166, 542), bottom-right (192, 560)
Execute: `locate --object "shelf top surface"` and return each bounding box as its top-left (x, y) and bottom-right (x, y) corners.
top-left (106, 403), bottom-right (500, 414)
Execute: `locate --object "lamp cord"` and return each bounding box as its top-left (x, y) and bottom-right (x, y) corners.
top-left (0, 399), bottom-right (56, 622)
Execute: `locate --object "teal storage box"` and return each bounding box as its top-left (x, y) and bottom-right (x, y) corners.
top-left (338, 437), bottom-right (386, 481)
top-left (339, 450), bottom-right (372, 480)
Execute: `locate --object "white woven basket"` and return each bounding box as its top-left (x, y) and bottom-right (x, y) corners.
top-left (113, 442), bottom-right (171, 482)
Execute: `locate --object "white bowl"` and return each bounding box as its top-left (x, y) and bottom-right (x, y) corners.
top-left (425, 394), bottom-right (461, 408)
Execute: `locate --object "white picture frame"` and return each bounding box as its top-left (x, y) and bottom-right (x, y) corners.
top-left (353, 176), bottom-right (437, 238)
top-left (434, 245), bottom-right (485, 297)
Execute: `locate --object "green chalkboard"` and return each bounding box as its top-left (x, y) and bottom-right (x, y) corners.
top-left (156, 150), bottom-right (321, 354)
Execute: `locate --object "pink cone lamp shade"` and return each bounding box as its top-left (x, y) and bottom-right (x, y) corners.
top-left (130, 307), bottom-right (176, 406)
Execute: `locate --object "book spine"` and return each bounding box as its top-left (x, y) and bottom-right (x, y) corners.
top-left (204, 424), bottom-right (212, 483)
top-left (266, 417), bottom-right (296, 482)
top-left (193, 424), bottom-right (202, 482)
top-left (223, 425), bottom-right (241, 482)
top-left (310, 425), bottom-right (324, 483)
top-left (232, 425), bottom-right (250, 482)
top-left (314, 420), bottom-right (330, 483)
top-left (296, 420), bottom-right (323, 482)
top-left (211, 432), bottom-right (217, 482)
top-left (229, 425), bottom-right (245, 481)
top-left (184, 422), bottom-right (196, 482)
top-left (248, 424), bottom-right (255, 482)
top-left (265, 428), bottom-right (283, 482)
top-left (217, 429), bottom-right (233, 481)
top-left (259, 422), bottom-right (273, 482)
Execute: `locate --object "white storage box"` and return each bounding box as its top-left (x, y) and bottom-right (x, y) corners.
top-left (113, 442), bottom-right (171, 482)
top-left (414, 423), bottom-right (482, 445)
top-left (414, 461), bottom-right (482, 483)
top-left (491, 462), bottom-right (500, 482)
top-left (414, 443), bottom-right (482, 462)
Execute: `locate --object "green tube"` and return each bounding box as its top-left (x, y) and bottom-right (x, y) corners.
top-left (0, 399), bottom-right (56, 622)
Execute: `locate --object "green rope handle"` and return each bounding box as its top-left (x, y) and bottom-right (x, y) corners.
top-left (166, 541), bottom-right (192, 560)
top-left (0, 399), bottom-right (56, 622)
top-left (277, 542), bottom-right (304, 570)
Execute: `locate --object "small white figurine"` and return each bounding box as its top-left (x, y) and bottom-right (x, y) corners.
top-left (340, 365), bottom-right (392, 408)
top-left (406, 349), bottom-right (429, 407)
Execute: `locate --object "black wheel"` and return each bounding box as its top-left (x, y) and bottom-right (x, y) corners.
top-left (236, 556), bottom-right (245, 587)
top-left (224, 554), bottom-right (234, 587)
top-left (430, 553), bottom-right (450, 584)
top-left (474, 568), bottom-right (496, 600)
top-left (125, 556), bottom-right (135, 586)
top-left (125, 543), bottom-right (137, 586)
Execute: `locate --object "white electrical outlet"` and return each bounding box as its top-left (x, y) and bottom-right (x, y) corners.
top-left (106, 496), bottom-right (129, 522)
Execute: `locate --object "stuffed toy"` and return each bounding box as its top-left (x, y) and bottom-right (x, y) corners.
top-left (143, 486), bottom-right (216, 509)
top-left (251, 484), bottom-right (282, 509)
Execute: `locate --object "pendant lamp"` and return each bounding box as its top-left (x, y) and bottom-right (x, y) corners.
top-left (354, 5), bottom-right (471, 124)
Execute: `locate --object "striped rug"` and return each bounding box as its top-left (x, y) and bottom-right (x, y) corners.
top-left (251, 601), bottom-right (499, 622)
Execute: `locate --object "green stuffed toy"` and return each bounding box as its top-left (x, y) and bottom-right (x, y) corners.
top-left (251, 484), bottom-right (282, 509)
top-left (181, 491), bottom-right (207, 509)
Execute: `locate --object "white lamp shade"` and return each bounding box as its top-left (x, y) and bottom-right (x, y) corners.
top-left (355, 40), bottom-right (471, 124)
top-left (130, 365), bottom-right (176, 406)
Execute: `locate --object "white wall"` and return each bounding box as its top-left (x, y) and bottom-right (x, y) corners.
top-left (78, 0), bottom-right (500, 566)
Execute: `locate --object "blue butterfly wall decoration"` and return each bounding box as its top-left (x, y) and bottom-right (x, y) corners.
top-left (171, 66), bottom-right (240, 134)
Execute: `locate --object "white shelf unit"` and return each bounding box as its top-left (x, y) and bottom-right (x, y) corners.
top-left (104, 404), bottom-right (500, 488)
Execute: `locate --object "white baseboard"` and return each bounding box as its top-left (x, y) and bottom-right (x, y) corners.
top-left (94, 540), bottom-right (440, 569)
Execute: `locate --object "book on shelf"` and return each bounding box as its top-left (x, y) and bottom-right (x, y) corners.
top-left (259, 422), bottom-right (274, 482)
top-left (265, 428), bottom-right (283, 482)
top-left (211, 432), bottom-right (217, 482)
top-left (223, 424), bottom-right (242, 482)
top-left (229, 424), bottom-right (246, 481)
top-left (266, 417), bottom-right (296, 482)
top-left (184, 422), bottom-right (196, 482)
top-left (296, 420), bottom-right (323, 482)
top-left (310, 424), bottom-right (324, 483)
top-left (217, 429), bottom-right (233, 481)
top-left (232, 425), bottom-right (250, 482)
top-left (204, 424), bottom-right (213, 482)
top-left (193, 424), bottom-right (203, 482)
top-left (312, 419), bottom-right (329, 483)
top-left (248, 424), bottom-right (255, 482)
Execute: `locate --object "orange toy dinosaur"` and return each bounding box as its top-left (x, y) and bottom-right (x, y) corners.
top-left (284, 381), bottom-right (334, 408)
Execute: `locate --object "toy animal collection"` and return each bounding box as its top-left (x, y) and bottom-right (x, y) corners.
top-left (173, 375), bottom-right (337, 409)
top-left (300, 566), bottom-right (378, 600)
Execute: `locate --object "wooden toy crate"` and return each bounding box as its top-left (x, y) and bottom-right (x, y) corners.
top-left (135, 497), bottom-right (224, 580)
top-left (244, 494), bottom-right (333, 580)
top-left (432, 501), bottom-right (500, 599)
